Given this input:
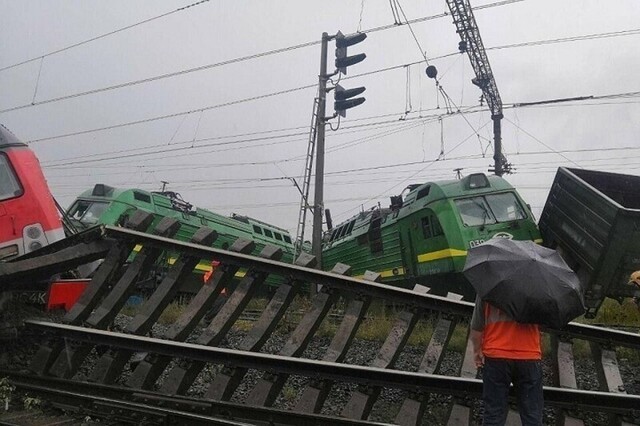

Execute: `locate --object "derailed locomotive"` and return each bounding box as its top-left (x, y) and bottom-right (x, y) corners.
top-left (66, 184), bottom-right (295, 292)
top-left (0, 125), bottom-right (65, 261)
top-left (322, 173), bottom-right (541, 298)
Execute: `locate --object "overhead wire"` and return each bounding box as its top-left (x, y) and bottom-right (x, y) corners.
top-left (0, 0), bottom-right (212, 73)
top-left (331, 119), bottom-right (494, 222)
top-left (26, 83), bottom-right (316, 143)
top-left (43, 107), bottom-right (483, 169)
top-left (38, 104), bottom-right (474, 167)
top-left (503, 116), bottom-right (582, 168)
top-left (0, 0), bottom-right (525, 116)
top-left (38, 89), bottom-right (640, 171)
top-left (10, 31), bottom-right (639, 146)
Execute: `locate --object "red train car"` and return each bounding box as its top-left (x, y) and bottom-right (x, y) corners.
top-left (0, 124), bottom-right (64, 260)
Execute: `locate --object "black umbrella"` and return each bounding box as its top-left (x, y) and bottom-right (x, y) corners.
top-left (463, 238), bottom-right (585, 329)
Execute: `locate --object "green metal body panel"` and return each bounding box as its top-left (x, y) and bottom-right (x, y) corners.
top-left (322, 173), bottom-right (541, 297)
top-left (67, 185), bottom-right (294, 290)
top-left (539, 167), bottom-right (640, 315)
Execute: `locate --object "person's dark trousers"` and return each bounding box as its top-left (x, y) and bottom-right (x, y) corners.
top-left (482, 357), bottom-right (543, 426)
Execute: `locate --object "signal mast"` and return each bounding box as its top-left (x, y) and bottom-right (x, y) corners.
top-left (445, 0), bottom-right (511, 176)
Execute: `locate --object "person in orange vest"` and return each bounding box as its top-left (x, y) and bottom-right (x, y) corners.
top-left (470, 295), bottom-right (543, 426)
top-left (203, 260), bottom-right (226, 295)
top-left (629, 270), bottom-right (640, 308)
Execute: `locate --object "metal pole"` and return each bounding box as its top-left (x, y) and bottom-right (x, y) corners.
top-left (492, 114), bottom-right (503, 177)
top-left (311, 33), bottom-right (329, 285)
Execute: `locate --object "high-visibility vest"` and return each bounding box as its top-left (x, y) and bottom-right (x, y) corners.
top-left (482, 302), bottom-right (541, 360)
top-left (203, 260), bottom-right (226, 295)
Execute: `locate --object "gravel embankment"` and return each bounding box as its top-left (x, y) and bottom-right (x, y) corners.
top-left (2, 312), bottom-right (639, 425)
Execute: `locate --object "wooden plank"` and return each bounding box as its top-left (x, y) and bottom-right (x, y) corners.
top-left (341, 283), bottom-right (425, 420)
top-left (295, 271), bottom-right (380, 413)
top-left (591, 342), bottom-right (628, 426)
top-left (396, 311), bottom-right (458, 425)
top-left (28, 211), bottom-right (153, 376)
top-left (446, 327), bottom-right (476, 426)
top-left (159, 245), bottom-right (283, 395)
top-left (89, 227), bottom-right (217, 384)
top-left (551, 335), bottom-right (584, 426)
top-left (48, 217), bottom-right (180, 379)
top-left (126, 238), bottom-right (255, 390)
top-left (0, 239), bottom-right (112, 291)
top-left (204, 252), bottom-right (317, 401)
top-left (340, 284), bottom-right (429, 421)
top-left (243, 263), bottom-right (350, 407)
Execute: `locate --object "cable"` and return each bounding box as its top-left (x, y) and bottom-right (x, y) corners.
top-left (488, 28), bottom-right (640, 52)
top-left (11, 29), bottom-right (639, 147)
top-left (0, 0), bottom-right (211, 73)
top-left (38, 88), bottom-right (640, 168)
top-left (38, 104), bottom-right (472, 167)
top-left (43, 107), bottom-right (481, 169)
top-left (394, 0), bottom-right (431, 66)
top-left (503, 116), bottom-right (582, 169)
top-left (26, 84), bottom-right (316, 143)
top-left (0, 0), bottom-right (521, 115)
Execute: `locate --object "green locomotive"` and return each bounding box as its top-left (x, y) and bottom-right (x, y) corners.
top-left (67, 184), bottom-right (295, 290)
top-left (322, 173), bottom-right (541, 298)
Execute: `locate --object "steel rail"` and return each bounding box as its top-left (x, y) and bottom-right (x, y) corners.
top-left (25, 320), bottom-right (640, 416)
top-left (103, 225), bottom-right (474, 315)
top-left (102, 225), bottom-right (640, 349)
top-left (3, 371), bottom-right (389, 426)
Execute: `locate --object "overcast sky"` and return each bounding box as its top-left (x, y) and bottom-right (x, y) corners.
top-left (1, 0), bottom-right (639, 238)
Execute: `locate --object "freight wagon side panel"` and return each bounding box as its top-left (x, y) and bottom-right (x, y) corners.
top-left (539, 167), bottom-right (640, 316)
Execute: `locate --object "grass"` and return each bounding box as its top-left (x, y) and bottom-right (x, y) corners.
top-left (116, 294), bottom-right (639, 361)
top-left (577, 298), bottom-right (640, 327)
top-left (572, 298), bottom-right (640, 362)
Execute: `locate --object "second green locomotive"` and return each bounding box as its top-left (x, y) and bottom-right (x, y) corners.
top-left (322, 173), bottom-right (541, 298)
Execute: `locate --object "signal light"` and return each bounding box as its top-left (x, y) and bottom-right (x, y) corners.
top-left (334, 84), bottom-right (366, 117)
top-left (335, 98), bottom-right (366, 118)
top-left (336, 31), bottom-right (367, 49)
top-left (334, 85), bottom-right (365, 101)
top-left (334, 31), bottom-right (367, 75)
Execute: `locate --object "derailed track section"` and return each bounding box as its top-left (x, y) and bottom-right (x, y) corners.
top-left (3, 219), bottom-right (640, 425)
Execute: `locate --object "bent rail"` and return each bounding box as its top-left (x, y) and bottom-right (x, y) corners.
top-left (2, 216), bottom-right (639, 424)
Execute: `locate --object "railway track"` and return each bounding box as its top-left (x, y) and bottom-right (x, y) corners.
top-left (1, 214), bottom-right (640, 425)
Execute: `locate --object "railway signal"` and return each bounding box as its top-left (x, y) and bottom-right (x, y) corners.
top-left (334, 31), bottom-right (366, 75)
top-left (332, 31), bottom-right (367, 117)
top-left (334, 84), bottom-right (366, 117)
top-left (305, 30), bottom-right (368, 282)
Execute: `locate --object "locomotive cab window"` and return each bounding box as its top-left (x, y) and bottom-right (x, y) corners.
top-left (68, 200), bottom-right (109, 225)
top-left (455, 197), bottom-right (497, 227)
top-left (485, 193), bottom-right (526, 222)
top-left (421, 215), bottom-right (443, 238)
top-left (0, 154), bottom-right (23, 201)
top-left (455, 193), bottom-right (526, 227)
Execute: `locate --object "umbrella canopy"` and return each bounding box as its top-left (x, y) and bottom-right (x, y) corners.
top-left (463, 238), bottom-right (585, 329)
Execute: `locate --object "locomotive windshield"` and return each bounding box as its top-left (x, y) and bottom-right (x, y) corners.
top-left (68, 200), bottom-right (110, 226)
top-left (0, 154), bottom-right (23, 201)
top-left (455, 192), bottom-right (526, 227)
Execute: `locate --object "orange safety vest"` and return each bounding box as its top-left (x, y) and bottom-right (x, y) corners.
top-left (482, 302), bottom-right (541, 360)
top-left (203, 260), bottom-right (226, 295)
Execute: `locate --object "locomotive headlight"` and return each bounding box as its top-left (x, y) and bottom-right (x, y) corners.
top-left (23, 223), bottom-right (48, 253)
top-left (26, 226), bottom-right (42, 239)
top-left (29, 241), bottom-right (43, 251)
